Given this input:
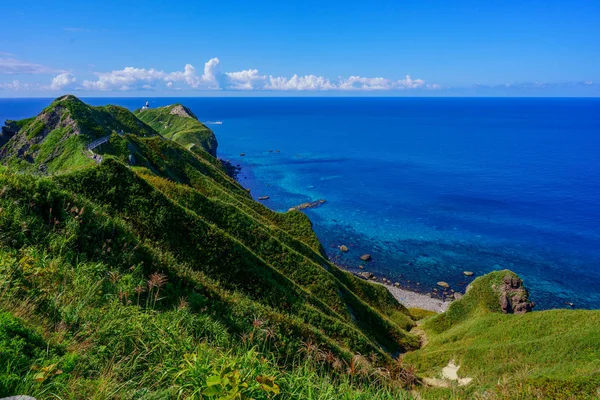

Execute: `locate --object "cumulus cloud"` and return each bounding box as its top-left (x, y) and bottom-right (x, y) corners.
top-left (81, 58), bottom-right (223, 91)
top-left (0, 55), bottom-right (64, 75)
top-left (49, 73), bottom-right (76, 90)
top-left (76, 58), bottom-right (436, 92)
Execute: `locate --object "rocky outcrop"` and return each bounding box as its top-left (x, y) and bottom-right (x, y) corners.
top-left (498, 274), bottom-right (534, 314)
top-left (169, 104), bottom-right (198, 120)
top-left (289, 199), bottom-right (326, 211)
top-left (0, 105), bottom-right (79, 163)
top-left (0, 120), bottom-right (18, 149)
top-left (359, 271), bottom-right (374, 280)
top-left (220, 159), bottom-right (241, 178)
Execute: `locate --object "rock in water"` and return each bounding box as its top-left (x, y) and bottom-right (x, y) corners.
top-left (499, 275), bottom-right (534, 314)
top-left (339, 245), bottom-right (348, 252)
top-left (289, 199), bottom-right (326, 211)
top-left (359, 271), bottom-right (374, 280)
top-left (360, 254), bottom-right (372, 261)
top-left (258, 196), bottom-right (270, 201)
top-left (463, 271), bottom-right (474, 276)
top-left (437, 281), bottom-right (450, 288)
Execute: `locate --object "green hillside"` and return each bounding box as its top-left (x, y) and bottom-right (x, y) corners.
top-left (0, 96), bottom-right (598, 399)
top-left (0, 96), bottom-right (419, 399)
top-left (403, 271), bottom-right (600, 399)
top-left (134, 104), bottom-right (218, 157)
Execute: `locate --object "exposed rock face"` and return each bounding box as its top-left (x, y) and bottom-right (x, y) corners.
top-left (0, 120), bottom-right (18, 149)
top-left (169, 104), bottom-right (198, 120)
top-left (0, 105), bottom-right (78, 163)
top-left (220, 159), bottom-right (241, 178)
top-left (499, 275), bottom-right (534, 314)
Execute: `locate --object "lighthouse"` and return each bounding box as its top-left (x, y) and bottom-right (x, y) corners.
top-left (141, 101), bottom-right (150, 110)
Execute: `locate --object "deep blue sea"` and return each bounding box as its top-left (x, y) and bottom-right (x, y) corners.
top-left (2, 97), bottom-right (600, 309)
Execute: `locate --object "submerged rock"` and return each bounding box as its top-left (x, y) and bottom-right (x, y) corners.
top-left (339, 245), bottom-right (349, 252)
top-left (360, 254), bottom-right (372, 261)
top-left (258, 196), bottom-right (270, 201)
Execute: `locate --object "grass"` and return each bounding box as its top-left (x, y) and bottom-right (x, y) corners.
top-left (134, 104), bottom-right (218, 156)
top-left (403, 272), bottom-right (600, 399)
top-left (1, 96), bottom-right (598, 399)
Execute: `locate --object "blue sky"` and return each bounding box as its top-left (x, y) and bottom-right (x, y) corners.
top-left (1, 0), bottom-right (599, 96)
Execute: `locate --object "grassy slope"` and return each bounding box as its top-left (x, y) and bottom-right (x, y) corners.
top-left (134, 104), bottom-right (218, 157)
top-left (0, 96), bottom-right (419, 398)
top-left (0, 95), bottom-right (156, 174)
top-left (403, 271), bottom-right (600, 399)
top-left (2, 96), bottom-right (598, 399)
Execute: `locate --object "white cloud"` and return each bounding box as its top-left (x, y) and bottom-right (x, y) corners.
top-left (266, 74), bottom-right (336, 90)
top-left (49, 73), bottom-right (76, 90)
top-left (82, 67), bottom-right (167, 90)
top-left (1, 57), bottom-right (448, 92)
top-left (76, 58), bottom-right (436, 92)
top-left (81, 58), bottom-right (223, 91)
top-left (0, 56), bottom-right (64, 75)
top-left (0, 80), bottom-right (30, 90)
top-left (225, 69), bottom-right (266, 90)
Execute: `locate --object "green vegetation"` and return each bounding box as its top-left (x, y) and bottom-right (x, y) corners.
top-left (0, 96), bottom-right (419, 398)
top-left (1, 96), bottom-right (598, 399)
top-left (404, 272), bottom-right (600, 399)
top-left (134, 104), bottom-right (218, 157)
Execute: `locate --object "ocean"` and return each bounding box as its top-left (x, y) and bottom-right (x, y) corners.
top-left (2, 96), bottom-right (599, 309)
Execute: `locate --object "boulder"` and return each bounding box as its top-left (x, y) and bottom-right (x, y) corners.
top-left (394, 282), bottom-right (400, 287)
top-left (437, 281), bottom-right (450, 288)
top-left (258, 196), bottom-right (270, 201)
top-left (453, 292), bottom-right (463, 300)
top-left (339, 245), bottom-right (348, 252)
top-left (360, 254), bottom-right (372, 261)
top-left (463, 271), bottom-right (474, 277)
top-left (358, 265), bottom-right (364, 269)
top-left (359, 271), bottom-right (374, 280)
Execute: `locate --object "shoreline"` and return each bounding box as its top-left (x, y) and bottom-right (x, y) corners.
top-left (373, 280), bottom-right (451, 313)
top-left (231, 160), bottom-right (453, 313)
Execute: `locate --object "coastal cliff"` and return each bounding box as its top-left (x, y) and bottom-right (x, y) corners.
top-left (0, 96), bottom-right (598, 400)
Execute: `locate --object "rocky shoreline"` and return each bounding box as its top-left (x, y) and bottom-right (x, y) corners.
top-left (351, 269), bottom-right (452, 312)
top-left (377, 280), bottom-right (451, 312)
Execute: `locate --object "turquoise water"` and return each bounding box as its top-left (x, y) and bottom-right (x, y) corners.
top-left (2, 97), bottom-right (600, 309)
